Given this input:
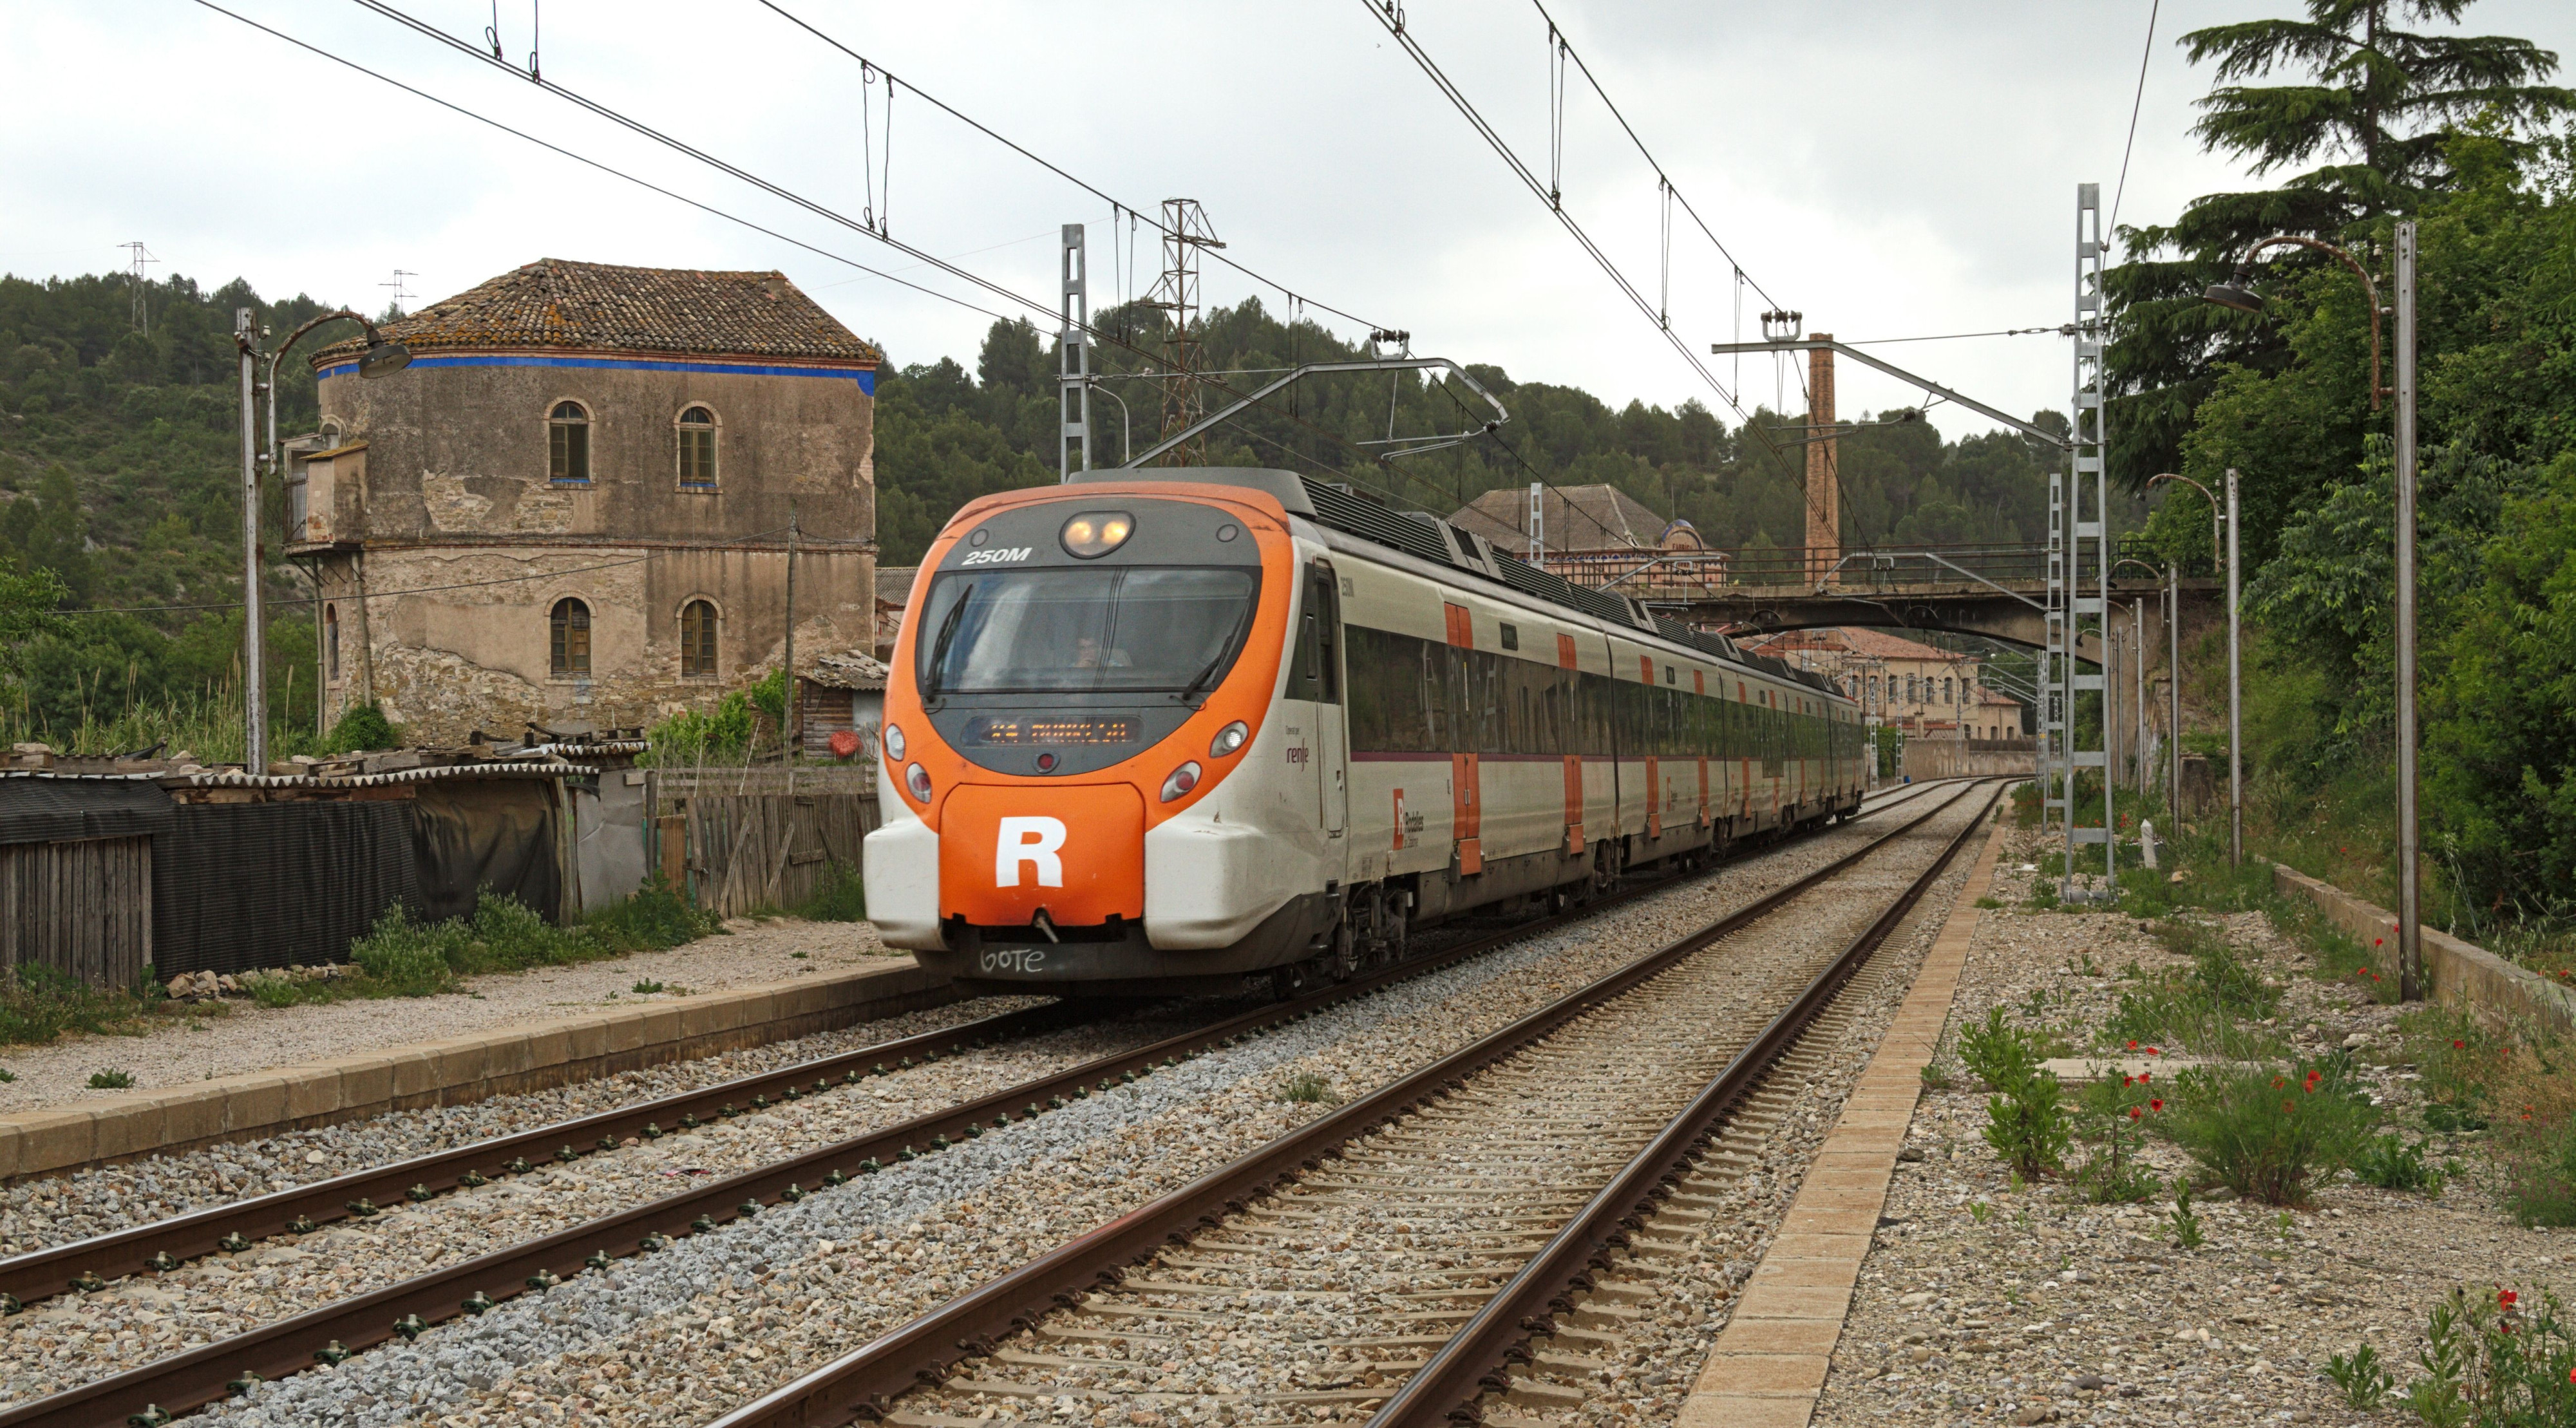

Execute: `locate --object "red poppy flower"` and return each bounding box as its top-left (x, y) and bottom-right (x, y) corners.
top-left (2127, 1040), bottom-right (2139, 1051)
top-left (2501, 1290), bottom-right (2519, 1308)
top-left (2455, 1040), bottom-right (2467, 1050)
top-left (2150, 1099), bottom-right (2165, 1112)
top-left (2129, 1107), bottom-right (2143, 1121)
top-left (2146, 1046), bottom-right (2163, 1056)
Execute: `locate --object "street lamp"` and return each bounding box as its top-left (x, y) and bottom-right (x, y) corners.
top-left (234, 308), bottom-right (410, 772)
top-left (2205, 227), bottom-right (2419, 1000)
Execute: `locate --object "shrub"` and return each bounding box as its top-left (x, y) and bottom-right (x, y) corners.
top-left (2401, 1286), bottom-right (2576, 1428)
top-left (348, 905), bottom-right (460, 995)
top-left (0, 966), bottom-right (144, 1046)
top-left (1958, 1009), bottom-right (2070, 1178)
top-left (87, 1068), bottom-right (135, 1089)
top-left (586, 875), bottom-right (719, 950)
top-left (2352, 1132), bottom-right (2447, 1193)
top-left (320, 702), bottom-right (399, 755)
top-left (2163, 1062), bottom-right (2378, 1205)
top-left (793, 863), bottom-right (867, 923)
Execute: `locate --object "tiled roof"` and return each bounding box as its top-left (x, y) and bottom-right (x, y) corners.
top-left (1448, 485), bottom-right (1676, 551)
top-left (1748, 626), bottom-right (1969, 663)
top-left (316, 259), bottom-right (879, 365)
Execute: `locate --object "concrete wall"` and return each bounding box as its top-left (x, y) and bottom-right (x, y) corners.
top-left (1902, 738), bottom-right (2037, 781)
top-left (305, 353), bottom-right (875, 740)
top-left (2273, 862), bottom-right (2576, 1041)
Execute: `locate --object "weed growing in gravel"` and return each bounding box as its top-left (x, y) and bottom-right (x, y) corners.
top-left (1973, 896), bottom-right (2003, 910)
top-left (2407, 1010), bottom-right (2502, 1132)
top-left (2168, 1183), bottom-right (2205, 1248)
top-left (2163, 1061), bottom-right (2376, 1205)
top-left (632, 980), bottom-right (667, 995)
top-left (336, 886), bottom-right (723, 1001)
top-left (585, 874), bottom-right (721, 948)
top-left (2325, 1342), bottom-right (2394, 1409)
top-left (2351, 1132), bottom-right (2447, 1193)
top-left (1967, 1201), bottom-right (1993, 1224)
top-left (2072, 1073), bottom-right (2164, 1203)
top-left (1959, 1008), bottom-right (2070, 1178)
top-left (1277, 1071), bottom-right (1334, 1104)
top-left (0, 1067), bottom-right (14, 1082)
top-left (0, 966), bottom-right (149, 1048)
top-left (791, 863), bottom-right (867, 922)
top-left (2403, 1286), bottom-right (2576, 1427)
top-left (2482, 1042), bottom-right (2576, 1227)
top-left (86, 1069), bottom-right (133, 1089)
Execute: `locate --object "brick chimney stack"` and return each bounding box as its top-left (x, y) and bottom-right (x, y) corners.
top-left (1806, 335), bottom-right (1839, 585)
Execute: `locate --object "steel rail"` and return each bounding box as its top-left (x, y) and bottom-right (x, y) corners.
top-left (0, 780), bottom-right (1934, 1318)
top-left (2, 791), bottom-right (1926, 1428)
top-left (0, 1003), bottom-right (1081, 1315)
top-left (5, 780), bottom-right (1949, 1320)
top-left (1370, 781), bottom-right (2003, 1424)
top-left (701, 780), bottom-right (1996, 1428)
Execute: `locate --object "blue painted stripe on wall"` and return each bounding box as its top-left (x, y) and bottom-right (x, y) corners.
top-left (316, 352), bottom-right (877, 394)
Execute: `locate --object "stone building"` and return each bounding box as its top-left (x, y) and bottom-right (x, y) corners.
top-left (1448, 485), bottom-right (1728, 597)
top-left (287, 259), bottom-right (879, 742)
top-left (1743, 626), bottom-right (2016, 737)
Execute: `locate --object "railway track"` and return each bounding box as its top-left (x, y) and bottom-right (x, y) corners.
top-left (0, 780), bottom-right (1959, 1427)
top-left (690, 780), bottom-right (2002, 1428)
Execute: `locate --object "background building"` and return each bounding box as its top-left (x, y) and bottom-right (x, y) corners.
top-left (1741, 626), bottom-right (2020, 738)
top-left (1448, 484), bottom-right (1728, 598)
top-left (289, 259), bottom-right (880, 742)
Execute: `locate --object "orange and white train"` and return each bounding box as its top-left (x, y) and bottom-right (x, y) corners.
top-left (864, 468), bottom-right (1866, 997)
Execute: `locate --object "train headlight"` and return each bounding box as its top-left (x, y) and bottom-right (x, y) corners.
top-left (883, 724), bottom-right (906, 761)
top-left (1159, 761), bottom-right (1202, 802)
top-left (904, 763), bottom-right (933, 803)
top-left (1209, 721), bottom-right (1249, 758)
top-left (1059, 511), bottom-right (1135, 559)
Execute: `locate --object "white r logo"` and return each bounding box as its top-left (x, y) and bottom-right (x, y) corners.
top-left (995, 816), bottom-right (1067, 888)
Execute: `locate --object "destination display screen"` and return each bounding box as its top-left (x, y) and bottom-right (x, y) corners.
top-left (963, 716), bottom-right (1141, 746)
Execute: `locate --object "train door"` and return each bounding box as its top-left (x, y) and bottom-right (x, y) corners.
top-left (1289, 559), bottom-right (1347, 850)
top-left (1443, 601), bottom-right (1481, 874)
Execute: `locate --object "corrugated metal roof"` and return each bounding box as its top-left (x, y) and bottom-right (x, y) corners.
top-left (169, 762), bottom-right (597, 791)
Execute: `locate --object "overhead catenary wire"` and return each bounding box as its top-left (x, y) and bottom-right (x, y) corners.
top-left (2107, 0), bottom-right (2160, 238)
top-left (750, 0), bottom-right (1392, 341)
top-left (225, 1), bottom-right (1434, 510)
top-left (1362, 1), bottom-right (1853, 545)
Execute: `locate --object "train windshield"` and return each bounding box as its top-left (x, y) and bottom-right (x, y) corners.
top-left (916, 567), bottom-right (1258, 697)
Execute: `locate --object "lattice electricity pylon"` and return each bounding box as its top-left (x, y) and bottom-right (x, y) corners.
top-left (1144, 199), bottom-right (1224, 466)
top-left (2059, 183), bottom-right (2116, 899)
top-left (1058, 223), bottom-right (1091, 480)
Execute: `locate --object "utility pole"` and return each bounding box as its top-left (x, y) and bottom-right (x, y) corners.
top-left (235, 309), bottom-right (267, 773)
top-left (1805, 337), bottom-right (1838, 585)
top-left (1528, 482), bottom-right (1544, 564)
top-left (2394, 219), bottom-right (2422, 1000)
top-left (783, 502), bottom-right (800, 756)
top-left (2226, 466), bottom-right (2243, 869)
top-left (1145, 200), bottom-right (1223, 465)
top-left (1057, 223), bottom-right (1091, 480)
top-left (2167, 562), bottom-right (2181, 818)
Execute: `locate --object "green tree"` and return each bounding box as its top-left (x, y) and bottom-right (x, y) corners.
top-left (2105, 0), bottom-right (2575, 492)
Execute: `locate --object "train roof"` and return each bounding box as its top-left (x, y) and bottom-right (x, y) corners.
top-left (1065, 467), bottom-right (1844, 700)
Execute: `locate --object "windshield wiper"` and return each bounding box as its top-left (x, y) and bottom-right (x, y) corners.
top-left (920, 595), bottom-right (971, 704)
top-left (1175, 604), bottom-right (1255, 706)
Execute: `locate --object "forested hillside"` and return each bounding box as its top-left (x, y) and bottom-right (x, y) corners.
top-left (0, 265), bottom-right (2069, 750)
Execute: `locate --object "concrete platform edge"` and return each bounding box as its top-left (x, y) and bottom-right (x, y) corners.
top-left (1676, 803), bottom-right (2011, 1428)
top-left (0, 957), bottom-right (957, 1183)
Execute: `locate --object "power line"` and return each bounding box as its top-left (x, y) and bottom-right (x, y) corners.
top-left (2107, 0), bottom-right (2160, 238)
top-left (1846, 326), bottom-right (2070, 346)
top-left (1361, 3), bottom-right (1845, 544)
top-left (748, 0), bottom-right (1395, 342)
top-left (205, 1), bottom-right (1428, 511)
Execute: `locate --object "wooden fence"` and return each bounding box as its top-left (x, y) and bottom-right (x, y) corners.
top-left (668, 792), bottom-right (881, 918)
top-left (1, 835), bottom-right (152, 990)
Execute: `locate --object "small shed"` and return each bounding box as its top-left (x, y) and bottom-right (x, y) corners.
top-left (799, 650), bottom-right (889, 760)
top-left (0, 773), bottom-right (174, 990)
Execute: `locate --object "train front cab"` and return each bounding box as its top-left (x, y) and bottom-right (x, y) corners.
top-left (861, 476), bottom-right (1354, 997)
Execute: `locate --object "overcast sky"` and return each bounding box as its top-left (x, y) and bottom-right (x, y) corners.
top-left (8, 1), bottom-right (2573, 440)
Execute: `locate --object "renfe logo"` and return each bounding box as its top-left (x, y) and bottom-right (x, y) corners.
top-left (994, 816), bottom-right (1067, 888)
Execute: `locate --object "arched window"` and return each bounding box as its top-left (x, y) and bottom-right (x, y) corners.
top-left (549, 401), bottom-right (592, 484)
top-left (677, 406), bottom-right (718, 489)
top-left (551, 597), bottom-right (591, 677)
top-left (324, 603), bottom-right (340, 682)
top-left (680, 599), bottom-right (718, 677)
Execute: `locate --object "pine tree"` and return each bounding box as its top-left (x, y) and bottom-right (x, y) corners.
top-left (2105, 0), bottom-right (2573, 487)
